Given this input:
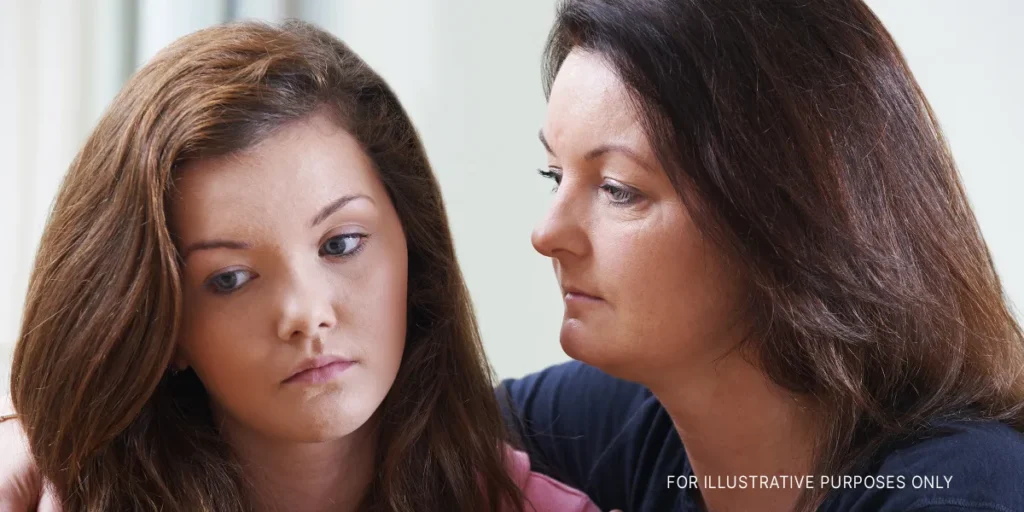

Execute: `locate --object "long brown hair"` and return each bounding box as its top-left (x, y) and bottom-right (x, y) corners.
top-left (544, 1), bottom-right (1024, 510)
top-left (10, 20), bottom-right (523, 512)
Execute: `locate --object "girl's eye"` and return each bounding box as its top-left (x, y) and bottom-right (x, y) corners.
top-left (206, 269), bottom-right (255, 295)
top-left (320, 234), bottom-right (368, 257)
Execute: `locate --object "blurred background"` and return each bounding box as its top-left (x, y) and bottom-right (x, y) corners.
top-left (0, 0), bottom-right (1021, 396)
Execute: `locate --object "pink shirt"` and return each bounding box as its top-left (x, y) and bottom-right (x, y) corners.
top-left (505, 448), bottom-right (601, 512)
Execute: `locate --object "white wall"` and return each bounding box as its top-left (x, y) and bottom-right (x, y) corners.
top-left (1, 1), bottom-right (1021, 396)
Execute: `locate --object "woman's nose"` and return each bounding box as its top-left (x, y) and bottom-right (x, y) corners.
top-left (531, 182), bottom-right (589, 259)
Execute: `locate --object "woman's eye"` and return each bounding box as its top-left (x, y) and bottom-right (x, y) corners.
top-left (600, 182), bottom-right (642, 206)
top-left (206, 269), bottom-right (255, 295)
top-left (538, 168), bottom-right (562, 192)
top-left (320, 234), bottom-right (368, 258)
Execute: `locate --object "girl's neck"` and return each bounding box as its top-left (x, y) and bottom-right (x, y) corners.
top-left (219, 414), bottom-right (378, 512)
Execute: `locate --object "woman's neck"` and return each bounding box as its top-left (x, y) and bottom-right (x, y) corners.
top-left (646, 347), bottom-right (819, 512)
top-left (219, 415), bottom-right (378, 512)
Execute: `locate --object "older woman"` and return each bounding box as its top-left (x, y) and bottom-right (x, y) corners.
top-left (500, 1), bottom-right (1024, 511)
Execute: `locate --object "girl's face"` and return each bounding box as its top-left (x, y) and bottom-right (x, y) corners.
top-left (171, 112), bottom-right (408, 443)
top-left (533, 50), bottom-right (746, 382)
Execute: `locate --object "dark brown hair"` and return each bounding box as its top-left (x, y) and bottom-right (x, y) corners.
top-left (544, 1), bottom-right (1024, 509)
top-left (10, 20), bottom-right (523, 511)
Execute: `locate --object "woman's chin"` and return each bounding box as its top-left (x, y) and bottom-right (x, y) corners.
top-left (560, 319), bottom-right (617, 368)
top-left (560, 319), bottom-right (656, 382)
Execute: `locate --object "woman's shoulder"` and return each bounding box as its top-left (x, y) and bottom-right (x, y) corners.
top-left (499, 361), bottom-right (655, 429)
top-left (881, 419), bottom-right (1024, 487)
top-left (505, 448), bottom-right (602, 512)
top-left (824, 420), bottom-right (1024, 511)
top-left (894, 419), bottom-right (1024, 458)
top-left (498, 362), bottom-right (683, 510)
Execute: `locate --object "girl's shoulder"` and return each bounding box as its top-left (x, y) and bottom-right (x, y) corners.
top-left (506, 448), bottom-right (602, 512)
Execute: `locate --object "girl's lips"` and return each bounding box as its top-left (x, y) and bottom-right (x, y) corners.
top-left (283, 356), bottom-right (355, 384)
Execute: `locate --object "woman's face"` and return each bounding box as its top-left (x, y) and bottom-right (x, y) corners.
top-left (171, 112), bottom-right (407, 443)
top-left (533, 50), bottom-right (745, 382)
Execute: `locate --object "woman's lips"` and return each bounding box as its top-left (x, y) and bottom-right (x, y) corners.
top-left (565, 291), bottom-right (602, 302)
top-left (562, 284), bottom-right (603, 303)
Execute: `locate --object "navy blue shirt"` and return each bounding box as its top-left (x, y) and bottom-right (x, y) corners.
top-left (499, 361), bottom-right (1024, 511)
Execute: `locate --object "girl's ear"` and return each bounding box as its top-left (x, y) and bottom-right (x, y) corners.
top-left (171, 346), bottom-right (190, 373)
